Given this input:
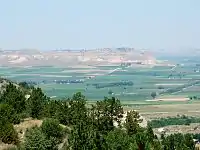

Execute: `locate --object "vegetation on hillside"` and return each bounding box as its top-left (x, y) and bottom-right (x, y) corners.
top-left (0, 80), bottom-right (199, 149)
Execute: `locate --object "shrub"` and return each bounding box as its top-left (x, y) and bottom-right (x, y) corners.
top-left (0, 122), bottom-right (19, 144)
top-left (158, 86), bottom-right (164, 89)
top-left (41, 118), bottom-right (64, 140)
top-left (24, 127), bottom-right (53, 150)
top-left (0, 104), bottom-right (15, 123)
top-left (12, 114), bottom-right (21, 125)
top-left (0, 104), bottom-right (21, 125)
top-left (151, 92), bottom-right (157, 99)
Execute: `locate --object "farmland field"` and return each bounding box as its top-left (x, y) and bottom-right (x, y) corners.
top-left (1, 57), bottom-right (200, 103)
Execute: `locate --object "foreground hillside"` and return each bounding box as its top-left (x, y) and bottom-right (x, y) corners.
top-left (1, 80), bottom-right (200, 150)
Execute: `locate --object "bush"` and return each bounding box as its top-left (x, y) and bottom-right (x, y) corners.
top-left (0, 104), bottom-right (22, 125)
top-left (24, 127), bottom-right (54, 150)
top-left (12, 114), bottom-right (21, 125)
top-left (158, 86), bottom-right (164, 89)
top-left (41, 118), bottom-right (64, 140)
top-left (151, 92), bottom-right (157, 99)
top-left (0, 104), bottom-right (15, 123)
top-left (0, 122), bottom-right (19, 144)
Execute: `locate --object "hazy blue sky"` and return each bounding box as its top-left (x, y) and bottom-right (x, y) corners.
top-left (0, 0), bottom-right (200, 50)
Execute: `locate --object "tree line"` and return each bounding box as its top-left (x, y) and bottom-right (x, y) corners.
top-left (149, 115), bottom-right (200, 128)
top-left (0, 81), bottom-right (198, 150)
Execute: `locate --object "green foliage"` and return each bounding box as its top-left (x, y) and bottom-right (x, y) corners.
top-left (159, 80), bottom-right (200, 95)
top-left (0, 83), bottom-right (26, 114)
top-left (108, 89), bottom-right (113, 95)
top-left (67, 93), bottom-right (99, 150)
top-left (94, 97), bottom-right (124, 133)
top-left (68, 96), bottom-right (124, 150)
top-left (41, 118), bottom-right (64, 140)
top-left (135, 132), bottom-right (149, 150)
top-left (151, 92), bottom-right (157, 99)
top-left (68, 92), bottom-right (88, 125)
top-left (148, 115), bottom-right (200, 128)
top-left (146, 124), bottom-right (155, 144)
top-left (42, 99), bottom-right (71, 126)
top-left (152, 140), bottom-right (162, 150)
top-left (158, 85), bottom-right (164, 89)
top-left (125, 110), bottom-right (142, 135)
top-left (24, 127), bottom-right (58, 150)
top-left (54, 101), bottom-right (71, 125)
top-left (0, 122), bottom-right (19, 144)
top-left (0, 104), bottom-right (15, 123)
top-left (94, 81), bottom-right (133, 89)
top-left (43, 100), bottom-right (62, 118)
top-left (184, 133), bottom-right (195, 149)
top-left (68, 120), bottom-right (98, 150)
top-left (0, 80), bottom-right (199, 150)
top-left (18, 81), bottom-right (34, 89)
top-left (104, 129), bottom-right (131, 150)
top-left (162, 133), bottom-right (195, 150)
top-left (27, 87), bottom-right (48, 119)
top-left (0, 104), bottom-right (21, 125)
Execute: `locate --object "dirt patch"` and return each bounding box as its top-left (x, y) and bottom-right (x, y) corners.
top-left (0, 119), bottom-right (42, 150)
top-left (132, 103), bottom-right (200, 120)
top-left (0, 142), bottom-right (16, 150)
top-left (14, 118), bottom-right (42, 142)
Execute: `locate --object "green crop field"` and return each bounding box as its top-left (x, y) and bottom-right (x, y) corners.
top-left (1, 57), bottom-right (200, 103)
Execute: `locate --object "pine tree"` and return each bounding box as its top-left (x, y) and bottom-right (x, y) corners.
top-left (94, 97), bottom-right (124, 133)
top-left (125, 110), bottom-right (142, 135)
top-left (0, 83), bottom-right (26, 114)
top-left (68, 92), bottom-right (88, 125)
top-left (184, 133), bottom-right (195, 149)
top-left (27, 87), bottom-right (48, 119)
top-left (146, 124), bottom-right (155, 144)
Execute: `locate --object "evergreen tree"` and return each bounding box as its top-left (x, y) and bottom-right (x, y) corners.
top-left (0, 83), bottom-right (26, 114)
top-left (0, 103), bottom-right (15, 123)
top-left (68, 118), bottom-right (98, 150)
top-left (27, 87), bottom-right (48, 119)
top-left (43, 100), bottom-right (62, 118)
top-left (135, 132), bottom-right (148, 150)
top-left (125, 110), bottom-right (142, 135)
top-left (68, 92), bottom-right (88, 125)
top-left (152, 140), bottom-right (162, 150)
top-left (104, 129), bottom-right (131, 150)
top-left (146, 124), bottom-right (155, 144)
top-left (95, 97), bottom-right (124, 133)
top-left (184, 133), bottom-right (195, 149)
top-left (55, 101), bottom-right (71, 125)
